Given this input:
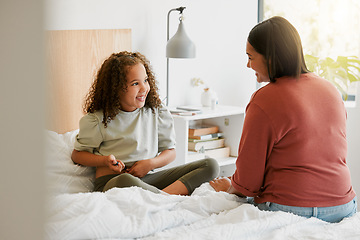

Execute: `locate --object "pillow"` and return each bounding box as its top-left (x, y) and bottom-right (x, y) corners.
top-left (44, 129), bottom-right (95, 195)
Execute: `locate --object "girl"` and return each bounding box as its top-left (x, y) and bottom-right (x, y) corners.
top-left (210, 16), bottom-right (356, 222)
top-left (72, 51), bottom-right (219, 195)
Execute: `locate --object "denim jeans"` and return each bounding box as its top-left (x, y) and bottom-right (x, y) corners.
top-left (249, 196), bottom-right (357, 223)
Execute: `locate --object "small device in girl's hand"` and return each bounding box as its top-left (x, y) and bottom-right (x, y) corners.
top-left (110, 154), bottom-right (118, 166)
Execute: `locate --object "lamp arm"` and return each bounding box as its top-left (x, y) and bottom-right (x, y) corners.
top-left (166, 6), bottom-right (186, 106)
top-left (167, 7), bottom-right (186, 40)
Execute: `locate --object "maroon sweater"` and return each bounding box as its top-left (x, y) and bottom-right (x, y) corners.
top-left (231, 73), bottom-right (355, 207)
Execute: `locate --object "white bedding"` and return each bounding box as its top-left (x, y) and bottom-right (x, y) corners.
top-left (45, 130), bottom-right (360, 240)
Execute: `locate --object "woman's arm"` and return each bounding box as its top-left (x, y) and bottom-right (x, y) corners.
top-left (71, 149), bottom-right (125, 172)
top-left (227, 185), bottom-right (247, 198)
top-left (126, 148), bottom-right (176, 178)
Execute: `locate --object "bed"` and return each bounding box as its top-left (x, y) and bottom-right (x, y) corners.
top-left (44, 29), bottom-right (360, 240)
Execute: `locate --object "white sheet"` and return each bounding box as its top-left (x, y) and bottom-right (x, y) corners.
top-left (45, 183), bottom-right (360, 240)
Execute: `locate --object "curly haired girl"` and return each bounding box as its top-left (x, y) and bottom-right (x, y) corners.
top-left (83, 51), bottom-right (161, 127)
top-left (72, 51), bottom-right (219, 195)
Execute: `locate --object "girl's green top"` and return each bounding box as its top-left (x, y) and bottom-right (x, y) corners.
top-left (74, 105), bottom-right (176, 167)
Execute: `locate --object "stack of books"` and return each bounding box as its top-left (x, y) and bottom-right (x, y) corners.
top-left (188, 125), bottom-right (230, 161)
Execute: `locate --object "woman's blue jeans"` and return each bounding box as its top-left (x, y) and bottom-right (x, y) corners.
top-left (249, 196), bottom-right (357, 223)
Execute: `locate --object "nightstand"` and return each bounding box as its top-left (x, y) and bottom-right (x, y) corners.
top-left (169, 105), bottom-right (245, 177)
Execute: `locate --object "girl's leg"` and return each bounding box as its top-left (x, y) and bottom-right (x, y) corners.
top-left (143, 157), bottom-right (220, 195)
top-left (102, 173), bottom-right (186, 195)
top-left (102, 173), bottom-right (162, 193)
top-left (162, 180), bottom-right (189, 195)
top-left (100, 158), bottom-right (219, 195)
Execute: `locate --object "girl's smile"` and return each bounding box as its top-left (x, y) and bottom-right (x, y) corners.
top-left (136, 95), bottom-right (146, 102)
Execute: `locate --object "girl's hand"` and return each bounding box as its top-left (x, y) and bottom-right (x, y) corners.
top-left (209, 177), bottom-right (232, 192)
top-left (106, 154), bottom-right (125, 173)
top-left (126, 159), bottom-right (153, 178)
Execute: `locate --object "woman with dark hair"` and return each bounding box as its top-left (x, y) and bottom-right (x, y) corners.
top-left (210, 16), bottom-right (356, 223)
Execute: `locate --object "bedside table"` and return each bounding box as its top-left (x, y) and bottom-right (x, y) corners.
top-left (169, 105), bottom-right (245, 177)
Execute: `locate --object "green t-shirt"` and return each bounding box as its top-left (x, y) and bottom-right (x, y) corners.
top-left (74, 106), bottom-right (176, 167)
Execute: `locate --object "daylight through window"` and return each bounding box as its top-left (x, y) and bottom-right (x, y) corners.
top-left (260, 0), bottom-right (360, 101)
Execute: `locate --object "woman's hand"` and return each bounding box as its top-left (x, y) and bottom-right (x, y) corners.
top-left (106, 154), bottom-right (125, 173)
top-left (209, 177), bottom-right (232, 192)
top-left (126, 159), bottom-right (154, 178)
top-left (210, 177), bottom-right (247, 198)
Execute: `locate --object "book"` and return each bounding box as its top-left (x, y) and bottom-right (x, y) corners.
top-left (176, 106), bottom-right (202, 113)
top-left (171, 112), bottom-right (197, 116)
top-left (170, 106), bottom-right (202, 116)
top-left (170, 109), bottom-right (199, 116)
top-left (188, 132), bottom-right (224, 140)
top-left (189, 125), bottom-right (219, 137)
top-left (188, 138), bottom-right (225, 151)
top-left (188, 137), bottom-right (221, 143)
top-left (187, 146), bottom-right (230, 162)
top-left (204, 146), bottom-right (230, 158)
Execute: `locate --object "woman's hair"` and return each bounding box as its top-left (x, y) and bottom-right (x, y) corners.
top-left (247, 16), bottom-right (309, 82)
top-left (84, 51), bottom-right (162, 127)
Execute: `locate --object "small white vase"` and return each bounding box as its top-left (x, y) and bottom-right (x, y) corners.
top-left (201, 88), bottom-right (218, 108)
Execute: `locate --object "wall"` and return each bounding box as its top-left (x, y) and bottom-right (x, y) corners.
top-left (0, 0), bottom-right (45, 239)
top-left (45, 0), bottom-right (258, 108)
top-left (346, 88), bottom-right (360, 209)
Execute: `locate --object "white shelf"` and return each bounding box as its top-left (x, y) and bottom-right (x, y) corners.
top-left (216, 156), bottom-right (237, 166)
top-left (171, 105), bottom-right (245, 120)
top-left (186, 155), bottom-right (237, 166)
top-left (167, 105), bottom-right (245, 177)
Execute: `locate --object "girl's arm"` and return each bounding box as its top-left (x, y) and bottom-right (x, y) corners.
top-left (71, 149), bottom-right (125, 172)
top-left (126, 148), bottom-right (176, 178)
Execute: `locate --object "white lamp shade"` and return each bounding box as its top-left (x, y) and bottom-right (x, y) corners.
top-left (166, 21), bottom-right (195, 58)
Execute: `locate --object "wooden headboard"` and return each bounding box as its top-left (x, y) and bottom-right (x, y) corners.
top-left (46, 29), bottom-right (132, 134)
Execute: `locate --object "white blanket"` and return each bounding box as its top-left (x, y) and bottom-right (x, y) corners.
top-left (44, 130), bottom-right (360, 239)
top-left (46, 183), bottom-right (360, 240)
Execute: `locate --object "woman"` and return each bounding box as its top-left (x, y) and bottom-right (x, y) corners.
top-left (210, 16), bottom-right (356, 223)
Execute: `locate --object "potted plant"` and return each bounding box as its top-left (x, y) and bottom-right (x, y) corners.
top-left (305, 55), bottom-right (360, 100)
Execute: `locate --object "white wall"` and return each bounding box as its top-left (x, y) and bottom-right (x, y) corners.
top-left (0, 0), bottom-right (45, 239)
top-left (346, 89), bottom-right (360, 209)
top-left (45, 0), bottom-right (258, 108)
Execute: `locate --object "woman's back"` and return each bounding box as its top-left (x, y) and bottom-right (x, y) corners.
top-left (248, 72), bottom-right (354, 207)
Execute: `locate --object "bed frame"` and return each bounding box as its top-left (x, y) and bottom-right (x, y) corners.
top-left (46, 29), bottom-right (132, 134)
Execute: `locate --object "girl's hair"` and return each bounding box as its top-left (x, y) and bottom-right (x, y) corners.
top-left (247, 16), bottom-right (309, 82)
top-left (84, 51), bottom-right (162, 127)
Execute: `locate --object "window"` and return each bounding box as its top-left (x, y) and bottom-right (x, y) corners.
top-left (258, 0), bottom-right (360, 101)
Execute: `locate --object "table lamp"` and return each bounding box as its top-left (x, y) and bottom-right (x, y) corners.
top-left (165, 6), bottom-right (196, 106)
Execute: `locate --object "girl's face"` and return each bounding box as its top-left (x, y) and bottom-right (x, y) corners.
top-left (246, 41), bottom-right (270, 83)
top-left (119, 63), bottom-right (150, 112)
